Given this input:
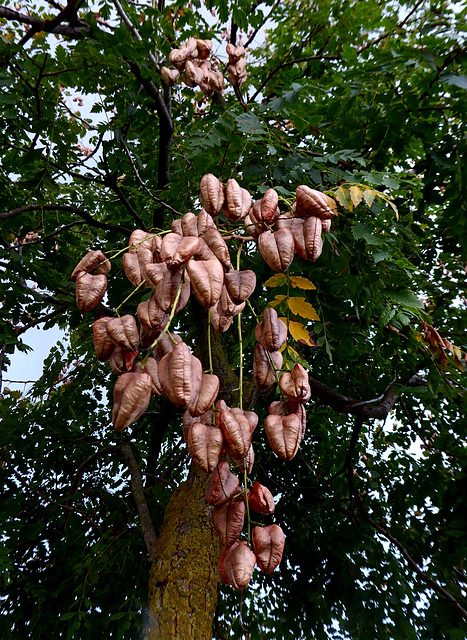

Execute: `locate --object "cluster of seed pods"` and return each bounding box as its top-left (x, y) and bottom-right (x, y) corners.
top-left (161, 37), bottom-right (224, 96)
top-left (72, 173), bottom-right (334, 589)
top-left (226, 43), bottom-right (247, 87)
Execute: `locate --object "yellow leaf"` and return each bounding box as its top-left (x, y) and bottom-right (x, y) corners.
top-left (287, 297), bottom-right (320, 321)
top-left (268, 294), bottom-right (287, 308)
top-left (289, 276), bottom-right (316, 290)
top-left (349, 185), bottom-right (363, 208)
top-left (363, 189), bottom-right (377, 208)
top-left (288, 321), bottom-right (316, 347)
top-left (335, 186), bottom-right (353, 211)
top-left (264, 273), bottom-right (287, 287)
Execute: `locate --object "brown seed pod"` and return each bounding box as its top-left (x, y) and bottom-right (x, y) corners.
top-left (295, 186), bottom-right (337, 220)
top-left (230, 407), bottom-right (259, 433)
top-left (204, 461), bottom-right (240, 507)
top-left (303, 216), bottom-right (323, 262)
top-left (109, 348), bottom-right (139, 374)
top-left (71, 250), bottom-right (110, 280)
top-left (258, 229), bottom-right (295, 272)
top-left (180, 212), bottom-right (199, 237)
top-left (200, 174), bottom-right (224, 216)
top-left (230, 443), bottom-right (255, 474)
top-left (279, 363), bottom-right (311, 403)
top-left (122, 248), bottom-right (153, 287)
top-left (75, 272), bottom-right (107, 312)
top-left (216, 286), bottom-right (245, 318)
top-left (227, 58), bottom-right (247, 86)
top-left (148, 265), bottom-right (191, 314)
top-left (260, 189), bottom-right (279, 223)
top-left (182, 409), bottom-right (212, 453)
top-left (223, 269), bottom-right (256, 304)
top-left (158, 341), bottom-right (203, 409)
top-left (276, 216), bottom-right (307, 259)
top-left (201, 227), bottom-right (231, 270)
top-left (196, 38), bottom-right (212, 60)
top-left (253, 344), bottom-right (283, 389)
top-left (136, 295), bottom-right (169, 334)
top-left (92, 317), bottom-right (115, 361)
top-left (128, 229), bottom-right (157, 253)
top-left (247, 481), bottom-right (275, 515)
top-left (153, 332), bottom-right (183, 362)
top-left (143, 356), bottom-right (163, 396)
top-left (183, 59), bottom-right (204, 87)
top-left (186, 258), bottom-right (224, 308)
top-left (186, 422), bottom-right (223, 473)
top-left (168, 47), bottom-right (191, 69)
top-left (226, 43), bottom-right (245, 63)
top-left (112, 372), bottom-right (152, 431)
top-left (244, 214), bottom-right (260, 240)
top-left (252, 524), bottom-right (285, 574)
top-left (107, 315), bottom-right (139, 350)
top-left (161, 66), bottom-right (180, 87)
top-left (193, 237), bottom-right (216, 261)
top-left (207, 70), bottom-right (224, 93)
top-left (188, 373), bottom-right (220, 417)
top-left (269, 400), bottom-right (306, 441)
top-left (161, 233), bottom-right (200, 269)
top-left (171, 219), bottom-right (183, 235)
top-left (255, 307), bottom-right (287, 352)
top-left (220, 541), bottom-right (256, 590)
top-left (264, 412), bottom-right (302, 461)
top-left (322, 218), bottom-right (332, 233)
top-left (212, 499), bottom-right (246, 547)
top-left (219, 410), bottom-right (254, 459)
top-left (210, 304), bottom-right (234, 333)
top-left (222, 179), bottom-right (251, 221)
top-left (197, 209), bottom-right (216, 235)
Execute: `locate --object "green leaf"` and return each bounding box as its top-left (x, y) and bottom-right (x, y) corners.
top-left (386, 290), bottom-right (424, 309)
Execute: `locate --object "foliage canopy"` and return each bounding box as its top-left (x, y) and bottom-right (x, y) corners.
top-left (0, 0), bottom-right (466, 638)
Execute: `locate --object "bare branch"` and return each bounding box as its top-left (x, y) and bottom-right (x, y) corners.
top-left (0, 5), bottom-right (91, 42)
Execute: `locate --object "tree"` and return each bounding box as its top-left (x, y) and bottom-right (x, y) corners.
top-left (1, 0), bottom-right (466, 637)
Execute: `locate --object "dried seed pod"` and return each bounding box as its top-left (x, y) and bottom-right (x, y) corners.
top-left (93, 317), bottom-right (115, 361)
top-left (71, 250), bottom-right (110, 280)
top-left (252, 524), bottom-right (285, 574)
top-left (230, 407), bottom-right (259, 433)
top-left (112, 372), bottom-right (152, 430)
top-left (207, 70), bottom-right (224, 93)
top-left (188, 373), bottom-right (220, 417)
top-left (247, 481), bottom-right (275, 515)
top-left (220, 541), bottom-right (256, 590)
top-left (249, 200), bottom-right (279, 230)
top-left (153, 333), bottom-right (182, 362)
top-left (226, 43), bottom-right (245, 63)
top-left (194, 237), bottom-right (216, 261)
top-left (204, 461), bottom-right (240, 506)
top-left (276, 217), bottom-right (307, 259)
top-left (183, 409), bottom-right (212, 453)
top-left (244, 214), bottom-right (259, 240)
top-left (303, 216), bottom-right (323, 262)
top-left (129, 229), bottom-right (157, 253)
top-left (169, 47), bottom-right (190, 69)
top-left (161, 66), bottom-right (180, 87)
top-left (295, 186), bottom-right (337, 220)
top-left (197, 209), bottom-right (215, 235)
top-left (200, 174), bottom-right (224, 216)
top-left (171, 219), bottom-right (182, 235)
top-left (231, 443), bottom-right (255, 474)
top-left (122, 248), bottom-right (153, 287)
top-left (183, 59), bottom-right (204, 87)
top-left (186, 258), bottom-right (224, 308)
top-left (219, 410), bottom-right (254, 459)
top-left (158, 341), bottom-right (203, 409)
top-left (222, 179), bottom-right (252, 221)
top-left (180, 212), bottom-right (199, 237)
top-left (109, 348), bottom-right (139, 374)
top-left (186, 422), bottom-right (223, 473)
top-left (217, 286), bottom-right (245, 318)
top-left (161, 233), bottom-right (200, 268)
top-left (107, 315), bottom-right (139, 350)
top-left (143, 356), bottom-right (163, 396)
top-left (201, 227), bottom-right (231, 270)
top-left (223, 269), bottom-right (256, 304)
top-left (210, 304), bottom-right (234, 333)
top-left (212, 499), bottom-right (246, 547)
top-left (322, 218), bottom-right (332, 233)
top-left (260, 189), bottom-right (279, 223)
top-left (253, 344), bottom-right (283, 389)
top-left (227, 58), bottom-right (247, 86)
top-left (255, 307), bottom-right (287, 351)
top-left (151, 266), bottom-right (191, 314)
top-left (258, 229), bottom-right (295, 272)
top-left (75, 272), bottom-right (107, 312)
top-left (269, 400), bottom-right (306, 441)
top-left (196, 38), bottom-right (212, 59)
top-left (264, 412), bottom-right (302, 461)
top-left (136, 295), bottom-right (169, 333)
top-left (279, 363), bottom-right (311, 402)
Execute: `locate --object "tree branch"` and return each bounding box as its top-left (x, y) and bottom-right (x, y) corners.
top-left (0, 4), bottom-right (91, 43)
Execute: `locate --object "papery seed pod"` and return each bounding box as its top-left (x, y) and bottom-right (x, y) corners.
top-left (258, 229), bottom-right (295, 272)
top-left (182, 409), bottom-right (212, 453)
top-left (93, 317), bottom-right (115, 361)
top-left (183, 59), bottom-right (204, 87)
top-left (244, 214), bottom-right (259, 240)
top-left (161, 66), bottom-right (180, 87)
top-left (201, 227), bottom-right (231, 270)
top-left (219, 411), bottom-right (254, 459)
top-left (122, 248), bottom-right (153, 287)
top-left (252, 524), bottom-right (285, 574)
top-left (264, 412), bottom-right (302, 461)
top-left (181, 212), bottom-right (199, 237)
top-left (107, 315), bottom-right (139, 350)
top-left (186, 258), bottom-right (224, 308)
top-left (322, 218), bottom-right (332, 233)
top-left (196, 38), bottom-right (212, 59)
top-left (109, 348), bottom-right (139, 374)
top-left (153, 267), bottom-right (191, 314)
top-left (188, 373), bottom-right (220, 417)
top-left (193, 58), bottom-right (211, 81)
top-left (75, 272), bottom-right (107, 312)
top-left (226, 43), bottom-right (245, 63)
top-left (295, 185), bottom-right (337, 220)
top-left (223, 269), bottom-right (256, 304)
top-left (212, 499), bottom-right (246, 547)
top-left (71, 250), bottom-right (110, 280)
top-left (197, 209), bottom-right (215, 235)
top-left (260, 189), bottom-right (279, 223)
top-left (276, 217), bottom-right (307, 259)
top-left (253, 343), bottom-right (283, 389)
top-left (136, 295), bottom-right (168, 333)
top-left (247, 481), bottom-right (275, 515)
top-left (217, 286), bottom-right (245, 318)
top-left (169, 47), bottom-right (190, 69)
top-left (200, 174), bottom-right (224, 216)
top-left (153, 332), bottom-right (182, 362)
top-left (186, 422), bottom-right (223, 473)
top-left (210, 304), bottom-right (234, 333)
top-left (230, 446), bottom-right (255, 474)
top-left (144, 261), bottom-right (167, 290)
top-left (161, 233), bottom-right (200, 269)
top-left (230, 407), bottom-right (259, 433)
top-left (129, 229), bottom-right (157, 253)
top-left (303, 216), bottom-right (323, 262)
top-left (204, 461), bottom-right (240, 506)
top-left (112, 372), bottom-right (152, 430)
top-left (228, 57), bottom-right (247, 86)
top-left (158, 341), bottom-right (202, 408)
top-left (184, 37), bottom-right (198, 56)
top-left (207, 70), bottom-right (224, 93)
top-left (220, 540), bottom-right (256, 590)
top-left (279, 363), bottom-right (311, 402)
top-left (143, 356), bottom-right (163, 395)
top-left (194, 237), bottom-right (216, 261)
top-left (171, 219), bottom-right (182, 235)
top-left (269, 400), bottom-right (306, 441)
top-left (255, 307), bottom-right (287, 351)
top-left (222, 179), bottom-right (252, 221)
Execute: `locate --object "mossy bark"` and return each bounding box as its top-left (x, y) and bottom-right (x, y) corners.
top-left (145, 466), bottom-right (220, 639)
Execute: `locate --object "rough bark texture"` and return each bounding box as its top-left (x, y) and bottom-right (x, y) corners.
top-left (145, 466), bottom-right (220, 639)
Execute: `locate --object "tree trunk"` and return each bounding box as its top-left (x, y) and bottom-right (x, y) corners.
top-left (145, 466), bottom-right (220, 639)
